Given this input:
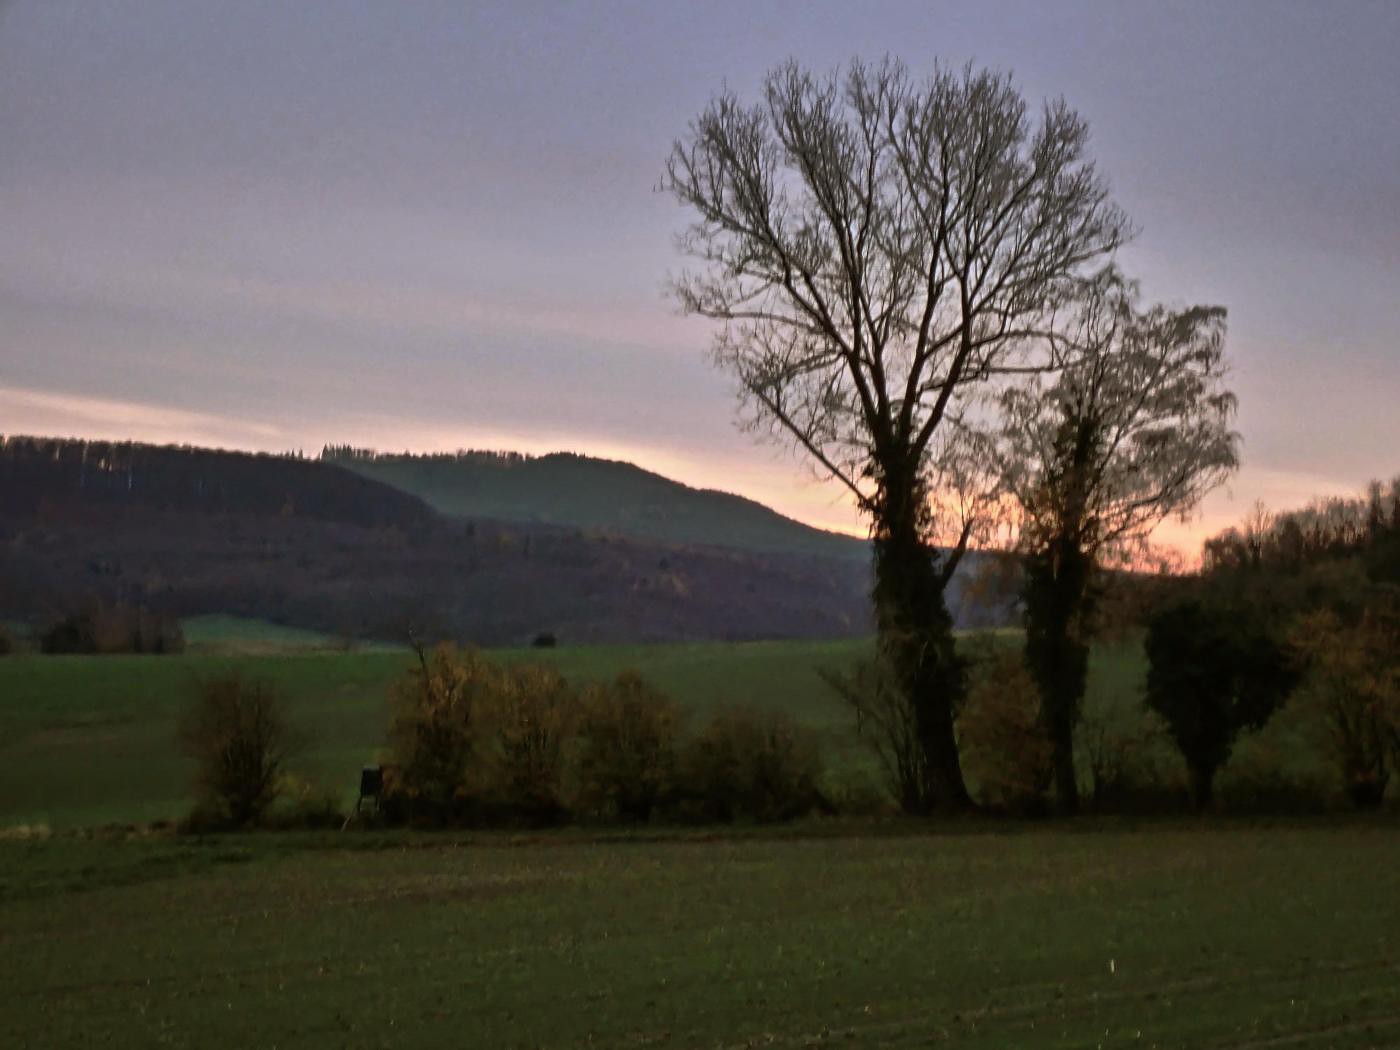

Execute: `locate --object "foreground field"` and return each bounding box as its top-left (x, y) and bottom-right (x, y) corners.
top-left (3, 823), bottom-right (1399, 1048)
top-left (0, 635), bottom-right (1147, 829)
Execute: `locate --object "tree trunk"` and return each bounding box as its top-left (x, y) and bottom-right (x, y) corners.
top-left (1023, 542), bottom-right (1092, 814)
top-left (871, 472), bottom-right (973, 813)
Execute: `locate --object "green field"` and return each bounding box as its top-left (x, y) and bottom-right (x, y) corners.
top-left (3, 823), bottom-right (1399, 1048)
top-left (0, 636), bottom-right (890, 829)
top-left (0, 633), bottom-right (1147, 830)
top-left (0, 626), bottom-right (1327, 831)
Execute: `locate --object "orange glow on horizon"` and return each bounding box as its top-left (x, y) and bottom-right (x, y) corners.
top-left (2, 382), bottom-right (1368, 567)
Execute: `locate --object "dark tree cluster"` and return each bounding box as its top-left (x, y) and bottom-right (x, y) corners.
top-left (39, 602), bottom-right (185, 655)
top-left (1143, 476), bottom-right (1400, 810)
top-left (1204, 479), bottom-right (1400, 583)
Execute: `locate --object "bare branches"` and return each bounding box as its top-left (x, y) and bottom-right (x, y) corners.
top-left (663, 59), bottom-right (1130, 535)
top-left (994, 270), bottom-right (1240, 563)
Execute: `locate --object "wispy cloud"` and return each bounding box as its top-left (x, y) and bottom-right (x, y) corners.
top-left (0, 386), bottom-right (291, 450)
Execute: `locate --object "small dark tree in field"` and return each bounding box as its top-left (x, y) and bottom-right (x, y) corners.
top-left (1144, 600), bottom-right (1296, 809)
top-left (665, 58), bottom-right (1129, 810)
top-left (179, 675), bottom-right (306, 827)
top-left (0, 625), bottom-right (14, 655)
top-left (1291, 605), bottom-right (1400, 808)
top-left (995, 271), bottom-right (1238, 811)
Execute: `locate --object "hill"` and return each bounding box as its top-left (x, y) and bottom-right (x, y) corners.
top-left (322, 447), bottom-right (871, 560)
top-left (0, 436), bottom-right (875, 644)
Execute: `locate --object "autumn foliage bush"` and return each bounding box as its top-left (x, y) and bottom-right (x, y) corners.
top-left (573, 671), bottom-right (683, 822)
top-left (475, 663), bottom-right (577, 823)
top-left (1290, 606), bottom-right (1400, 808)
top-left (383, 645), bottom-right (824, 826)
top-left (674, 709), bottom-right (826, 823)
top-left (384, 644), bottom-right (575, 824)
top-left (959, 651), bottom-right (1053, 813)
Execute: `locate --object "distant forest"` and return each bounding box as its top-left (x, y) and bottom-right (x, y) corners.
top-left (322, 444), bottom-right (535, 467)
top-left (1, 435), bottom-right (430, 529)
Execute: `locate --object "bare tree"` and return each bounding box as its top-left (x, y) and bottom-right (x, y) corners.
top-left (663, 59), bottom-right (1128, 809)
top-left (995, 270), bottom-right (1239, 811)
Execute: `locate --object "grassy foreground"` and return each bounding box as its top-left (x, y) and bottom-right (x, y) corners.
top-left (3, 822), bottom-right (1399, 1048)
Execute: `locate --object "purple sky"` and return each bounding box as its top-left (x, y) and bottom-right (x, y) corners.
top-left (2, 1), bottom-right (1397, 550)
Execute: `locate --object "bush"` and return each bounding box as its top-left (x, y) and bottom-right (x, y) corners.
top-left (385, 644), bottom-right (580, 825)
top-left (0, 625), bottom-right (14, 656)
top-left (265, 775), bottom-right (348, 829)
top-left (383, 647), bottom-right (835, 827)
top-left (959, 652), bottom-right (1053, 814)
top-left (674, 709), bottom-right (825, 823)
top-left (178, 675), bottom-right (306, 828)
top-left (1290, 606), bottom-right (1400, 808)
top-left (574, 671), bottom-right (683, 822)
top-left (383, 644), bottom-right (511, 822)
top-left (816, 766), bottom-right (895, 817)
top-left (40, 603), bottom-right (184, 654)
top-left (475, 663), bottom-right (577, 823)
top-left (821, 658), bottom-right (928, 813)
top-left (1076, 709), bottom-right (1189, 813)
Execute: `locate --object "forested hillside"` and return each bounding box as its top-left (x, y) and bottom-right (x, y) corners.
top-left (322, 447), bottom-right (870, 560)
top-left (0, 437), bottom-right (880, 643)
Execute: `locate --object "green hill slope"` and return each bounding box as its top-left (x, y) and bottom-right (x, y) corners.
top-left (323, 448), bottom-right (870, 560)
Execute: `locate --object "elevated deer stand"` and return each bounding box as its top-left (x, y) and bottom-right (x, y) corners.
top-left (342, 765), bottom-right (383, 828)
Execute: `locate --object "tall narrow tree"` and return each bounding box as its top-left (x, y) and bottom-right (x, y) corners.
top-left (995, 271), bottom-right (1240, 810)
top-left (664, 59), bottom-right (1129, 809)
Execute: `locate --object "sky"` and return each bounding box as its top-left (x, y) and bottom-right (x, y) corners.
top-left (2, 0), bottom-right (1397, 552)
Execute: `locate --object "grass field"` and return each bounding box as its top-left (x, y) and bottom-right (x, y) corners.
top-left (0, 633), bottom-right (1146, 830)
top-left (3, 822), bottom-right (1399, 1048)
top-left (3, 627), bottom-right (1394, 1047)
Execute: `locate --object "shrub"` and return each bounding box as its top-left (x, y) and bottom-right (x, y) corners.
top-left (959, 652), bottom-right (1053, 813)
top-left (1290, 606), bottom-right (1400, 808)
top-left (1144, 599), bottom-right (1297, 810)
top-left (178, 675), bottom-right (306, 827)
top-left (383, 644), bottom-right (510, 822)
top-left (821, 658), bottom-right (928, 813)
top-left (816, 766), bottom-right (895, 817)
top-left (474, 663), bottom-right (577, 823)
top-left (1076, 709), bottom-right (1188, 813)
top-left (40, 603), bottom-right (184, 654)
top-left (574, 671), bottom-right (683, 822)
top-left (1216, 751), bottom-right (1330, 815)
top-left (385, 644), bottom-right (580, 825)
top-left (0, 625), bottom-right (14, 656)
top-left (265, 775), bottom-right (348, 830)
top-left (383, 648), bottom-right (834, 827)
top-left (674, 709), bottom-right (825, 823)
